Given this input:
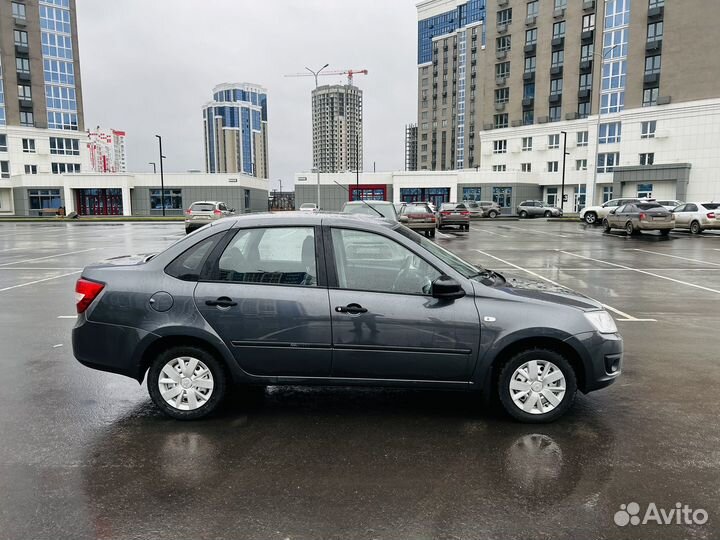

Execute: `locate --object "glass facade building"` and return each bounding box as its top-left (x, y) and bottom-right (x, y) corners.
top-left (203, 83), bottom-right (269, 178)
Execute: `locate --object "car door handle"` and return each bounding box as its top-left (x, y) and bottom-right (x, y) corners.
top-left (335, 303), bottom-right (368, 315)
top-left (206, 296), bottom-right (237, 307)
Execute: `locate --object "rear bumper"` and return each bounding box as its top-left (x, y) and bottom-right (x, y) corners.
top-left (565, 331), bottom-right (623, 393)
top-left (439, 218), bottom-right (470, 225)
top-left (406, 222), bottom-right (436, 231)
top-left (638, 220), bottom-right (674, 230)
top-left (72, 316), bottom-right (151, 382)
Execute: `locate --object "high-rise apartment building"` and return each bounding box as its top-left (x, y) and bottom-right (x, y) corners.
top-left (416, 0), bottom-right (720, 207)
top-left (87, 127), bottom-right (126, 173)
top-left (202, 83), bottom-right (269, 178)
top-left (312, 84), bottom-right (363, 173)
top-left (405, 123), bottom-right (418, 171)
top-left (0, 0), bottom-right (86, 197)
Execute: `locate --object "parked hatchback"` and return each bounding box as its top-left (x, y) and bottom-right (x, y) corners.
top-left (73, 213), bottom-right (623, 423)
top-left (602, 201), bottom-right (674, 235)
top-left (398, 203), bottom-right (436, 237)
top-left (185, 201), bottom-right (235, 234)
top-left (517, 200), bottom-right (563, 218)
top-left (672, 202), bottom-right (720, 234)
top-left (437, 202), bottom-right (471, 230)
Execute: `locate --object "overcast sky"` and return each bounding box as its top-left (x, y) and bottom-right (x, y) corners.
top-left (76, 0), bottom-right (419, 189)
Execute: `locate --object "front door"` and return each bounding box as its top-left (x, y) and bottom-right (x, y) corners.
top-left (327, 227), bottom-right (480, 381)
top-left (195, 226), bottom-right (332, 377)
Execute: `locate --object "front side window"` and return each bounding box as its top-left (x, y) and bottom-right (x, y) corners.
top-left (218, 227), bottom-right (317, 286)
top-left (331, 228), bottom-right (440, 296)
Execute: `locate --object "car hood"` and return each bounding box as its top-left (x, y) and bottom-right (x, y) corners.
top-left (498, 273), bottom-right (603, 311)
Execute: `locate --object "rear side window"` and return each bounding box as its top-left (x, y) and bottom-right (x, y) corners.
top-left (686, 204), bottom-right (698, 212)
top-left (216, 227), bottom-right (317, 286)
top-left (165, 233), bottom-right (225, 281)
top-left (191, 203), bottom-right (215, 212)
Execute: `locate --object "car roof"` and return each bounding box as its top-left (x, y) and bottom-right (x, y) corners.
top-left (222, 211), bottom-right (398, 230)
top-left (343, 200), bottom-right (392, 205)
top-left (190, 201), bottom-right (222, 205)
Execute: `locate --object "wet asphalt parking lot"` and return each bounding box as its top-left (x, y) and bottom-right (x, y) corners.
top-left (0, 219), bottom-right (719, 540)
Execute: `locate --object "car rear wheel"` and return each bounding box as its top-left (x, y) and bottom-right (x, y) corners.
top-left (519, 210), bottom-right (528, 218)
top-left (584, 212), bottom-right (597, 225)
top-left (690, 221), bottom-right (703, 235)
top-left (625, 221), bottom-right (636, 236)
top-left (498, 348), bottom-right (577, 423)
top-left (488, 210), bottom-right (498, 219)
top-left (147, 346), bottom-right (227, 420)
top-left (602, 219), bottom-right (611, 233)
top-left (660, 229), bottom-right (671, 236)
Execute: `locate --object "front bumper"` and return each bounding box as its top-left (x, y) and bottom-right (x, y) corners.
top-left (565, 331), bottom-right (623, 392)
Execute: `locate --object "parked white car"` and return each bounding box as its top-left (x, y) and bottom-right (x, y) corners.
top-left (299, 203), bottom-right (318, 212)
top-left (656, 199), bottom-right (684, 211)
top-left (579, 198), bottom-right (643, 225)
top-left (672, 202), bottom-right (720, 234)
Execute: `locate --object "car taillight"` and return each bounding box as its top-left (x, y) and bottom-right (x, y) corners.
top-left (75, 278), bottom-right (105, 314)
top-left (427, 214), bottom-right (436, 221)
top-left (460, 211), bottom-right (470, 216)
top-left (185, 208), bottom-right (191, 214)
top-left (441, 211), bottom-right (451, 216)
top-left (639, 212), bottom-right (647, 221)
top-left (708, 212), bottom-right (716, 219)
top-left (213, 209), bottom-right (222, 215)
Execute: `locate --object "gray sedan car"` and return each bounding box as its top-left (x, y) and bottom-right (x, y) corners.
top-left (602, 201), bottom-right (674, 235)
top-left (73, 213), bottom-right (622, 423)
top-left (517, 200), bottom-right (563, 218)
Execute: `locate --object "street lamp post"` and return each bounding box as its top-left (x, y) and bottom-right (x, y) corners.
top-left (306, 64), bottom-right (329, 208)
top-left (560, 131), bottom-right (568, 211)
top-left (155, 135), bottom-right (166, 217)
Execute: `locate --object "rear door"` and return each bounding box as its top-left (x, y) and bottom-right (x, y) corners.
top-left (326, 226), bottom-right (479, 382)
top-left (194, 226), bottom-right (332, 377)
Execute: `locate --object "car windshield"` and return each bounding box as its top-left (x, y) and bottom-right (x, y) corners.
top-left (395, 225), bottom-right (488, 279)
top-left (403, 204), bottom-right (430, 214)
top-left (190, 203), bottom-right (215, 212)
top-left (343, 202), bottom-right (396, 218)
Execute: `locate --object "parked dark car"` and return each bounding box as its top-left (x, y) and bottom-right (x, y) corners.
top-left (602, 201), bottom-right (674, 235)
top-left (516, 200), bottom-right (563, 218)
top-left (398, 203), bottom-right (436, 237)
top-left (437, 202), bottom-right (471, 231)
top-left (73, 213), bottom-right (622, 423)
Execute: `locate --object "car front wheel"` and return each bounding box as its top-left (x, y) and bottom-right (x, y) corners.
top-left (147, 345), bottom-right (227, 420)
top-left (498, 348), bottom-right (577, 423)
top-left (519, 210), bottom-right (528, 218)
top-left (488, 210), bottom-right (498, 219)
top-left (584, 212), bottom-right (597, 225)
top-left (625, 221), bottom-right (636, 235)
top-left (602, 219), bottom-right (612, 233)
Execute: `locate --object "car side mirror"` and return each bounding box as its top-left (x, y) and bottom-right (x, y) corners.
top-left (609, 209), bottom-right (617, 214)
top-left (399, 215), bottom-right (409, 223)
top-left (431, 276), bottom-right (466, 300)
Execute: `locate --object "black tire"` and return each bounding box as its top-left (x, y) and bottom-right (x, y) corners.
top-left (584, 212), bottom-right (597, 225)
top-left (660, 229), bottom-right (671, 236)
top-left (185, 227), bottom-right (194, 235)
top-left (488, 210), bottom-right (498, 219)
top-left (147, 345), bottom-right (228, 420)
top-left (429, 229), bottom-right (436, 238)
top-left (498, 348), bottom-right (578, 423)
top-left (544, 211), bottom-right (552, 218)
top-left (625, 221), bottom-right (635, 236)
top-left (690, 221), bottom-right (702, 235)
top-left (519, 210), bottom-right (528, 219)
top-left (602, 219), bottom-right (611, 233)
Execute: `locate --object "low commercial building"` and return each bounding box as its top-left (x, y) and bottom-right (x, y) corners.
top-left (0, 172), bottom-right (268, 217)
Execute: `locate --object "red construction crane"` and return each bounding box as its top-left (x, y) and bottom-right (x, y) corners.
top-left (285, 68), bottom-right (369, 86)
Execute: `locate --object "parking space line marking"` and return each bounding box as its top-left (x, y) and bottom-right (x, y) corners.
top-left (500, 225), bottom-right (570, 238)
top-left (0, 248), bottom-right (96, 267)
top-left (630, 248), bottom-right (720, 267)
top-left (559, 250), bottom-right (720, 295)
top-left (474, 228), bottom-right (509, 238)
top-left (435, 231), bottom-right (454, 239)
top-left (473, 249), bottom-right (654, 322)
top-left (0, 270), bottom-right (81, 292)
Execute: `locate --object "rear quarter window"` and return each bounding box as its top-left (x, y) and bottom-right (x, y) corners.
top-left (165, 232), bottom-right (225, 281)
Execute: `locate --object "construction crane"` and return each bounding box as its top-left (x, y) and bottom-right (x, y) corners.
top-left (285, 67), bottom-right (369, 86)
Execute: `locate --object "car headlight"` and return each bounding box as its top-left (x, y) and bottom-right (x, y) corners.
top-left (584, 310), bottom-right (618, 334)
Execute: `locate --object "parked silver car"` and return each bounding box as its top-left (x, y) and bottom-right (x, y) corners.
top-left (657, 199), bottom-right (684, 211)
top-left (341, 200), bottom-right (398, 221)
top-left (185, 201), bottom-right (235, 234)
top-left (602, 201), bottom-right (674, 235)
top-left (517, 200), bottom-right (563, 218)
top-left (437, 202), bottom-right (471, 230)
top-left (476, 201), bottom-right (501, 218)
top-left (672, 202), bottom-right (720, 234)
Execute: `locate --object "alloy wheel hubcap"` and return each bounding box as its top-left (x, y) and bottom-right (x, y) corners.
top-left (509, 360), bottom-right (566, 415)
top-left (158, 356), bottom-right (214, 411)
